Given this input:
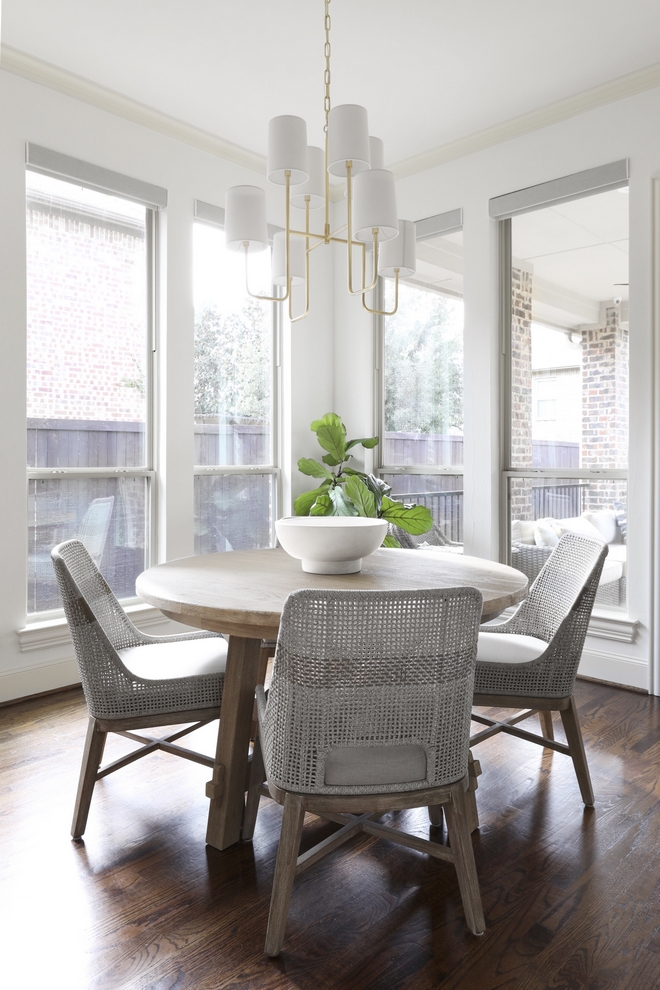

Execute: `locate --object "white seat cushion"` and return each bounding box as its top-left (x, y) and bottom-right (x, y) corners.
top-left (598, 557), bottom-right (623, 586)
top-left (324, 744), bottom-right (427, 786)
top-left (477, 631), bottom-right (547, 665)
top-left (118, 637), bottom-right (228, 681)
top-left (604, 543), bottom-right (627, 577)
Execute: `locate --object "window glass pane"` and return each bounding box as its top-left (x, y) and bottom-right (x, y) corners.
top-left (382, 473), bottom-right (463, 544)
top-left (510, 188), bottom-right (629, 471)
top-left (508, 477), bottom-right (627, 609)
top-left (26, 172), bottom-right (147, 468)
top-left (28, 477), bottom-right (148, 613)
top-left (194, 474), bottom-right (273, 554)
top-left (383, 230), bottom-right (463, 467)
top-left (193, 223), bottom-right (272, 467)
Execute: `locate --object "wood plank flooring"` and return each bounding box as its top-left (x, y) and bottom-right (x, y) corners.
top-left (1, 680), bottom-right (659, 990)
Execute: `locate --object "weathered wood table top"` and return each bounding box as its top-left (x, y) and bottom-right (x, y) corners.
top-left (136, 546), bottom-right (528, 636)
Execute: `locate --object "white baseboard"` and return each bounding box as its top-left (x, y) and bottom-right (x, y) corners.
top-left (0, 656), bottom-right (81, 703)
top-left (578, 648), bottom-right (648, 691)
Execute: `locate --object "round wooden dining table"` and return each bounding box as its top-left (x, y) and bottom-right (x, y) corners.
top-left (136, 546), bottom-right (528, 851)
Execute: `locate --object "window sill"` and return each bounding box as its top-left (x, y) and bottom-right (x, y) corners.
top-left (17, 602), bottom-right (171, 653)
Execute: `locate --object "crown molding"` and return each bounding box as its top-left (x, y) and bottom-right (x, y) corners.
top-left (4, 44), bottom-right (660, 184)
top-left (0, 44), bottom-right (266, 175)
top-left (389, 61), bottom-right (660, 180)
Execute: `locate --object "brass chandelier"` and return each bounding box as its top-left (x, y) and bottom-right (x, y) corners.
top-left (224, 0), bottom-right (416, 322)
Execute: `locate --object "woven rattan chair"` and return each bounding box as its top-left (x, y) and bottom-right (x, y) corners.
top-left (389, 521), bottom-right (463, 553)
top-left (470, 533), bottom-right (608, 812)
top-left (52, 539), bottom-right (228, 839)
top-left (244, 586), bottom-right (485, 956)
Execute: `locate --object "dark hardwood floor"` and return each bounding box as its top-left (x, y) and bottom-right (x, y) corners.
top-left (1, 680), bottom-right (659, 990)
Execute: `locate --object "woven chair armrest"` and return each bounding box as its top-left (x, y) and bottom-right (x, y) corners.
top-left (511, 541), bottom-right (553, 563)
top-left (255, 684), bottom-right (268, 732)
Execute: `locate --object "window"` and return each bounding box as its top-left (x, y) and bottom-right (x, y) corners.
top-left (500, 173), bottom-right (629, 608)
top-left (193, 214), bottom-right (279, 553)
top-left (377, 215), bottom-right (464, 542)
top-left (26, 170), bottom-right (156, 615)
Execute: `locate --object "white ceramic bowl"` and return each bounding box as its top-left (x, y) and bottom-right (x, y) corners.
top-left (276, 516), bottom-right (389, 574)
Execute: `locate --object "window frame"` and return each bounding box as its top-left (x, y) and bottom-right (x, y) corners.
top-left (496, 170), bottom-right (629, 612)
top-left (374, 209), bottom-right (465, 487)
top-left (192, 202), bottom-right (282, 550)
top-left (25, 160), bottom-right (163, 621)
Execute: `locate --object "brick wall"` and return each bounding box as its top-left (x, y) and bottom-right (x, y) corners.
top-left (510, 267), bottom-right (533, 517)
top-left (26, 208), bottom-right (146, 424)
top-left (582, 305), bottom-right (629, 511)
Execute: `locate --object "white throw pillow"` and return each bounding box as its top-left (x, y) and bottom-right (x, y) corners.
top-left (534, 518), bottom-right (560, 547)
top-left (517, 520), bottom-right (538, 545)
top-left (556, 516), bottom-right (605, 542)
top-left (582, 509), bottom-right (617, 544)
top-left (510, 519), bottom-right (522, 543)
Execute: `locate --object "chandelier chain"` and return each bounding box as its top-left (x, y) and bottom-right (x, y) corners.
top-left (323, 0), bottom-right (331, 132)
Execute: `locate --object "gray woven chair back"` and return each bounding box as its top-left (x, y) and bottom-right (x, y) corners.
top-left (261, 586), bottom-right (483, 796)
top-left (51, 539), bottom-right (222, 720)
top-left (505, 533), bottom-right (607, 643)
top-left (476, 533), bottom-right (608, 699)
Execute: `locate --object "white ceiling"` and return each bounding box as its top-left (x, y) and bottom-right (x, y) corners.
top-left (3, 1), bottom-right (660, 166)
top-left (512, 189), bottom-right (629, 310)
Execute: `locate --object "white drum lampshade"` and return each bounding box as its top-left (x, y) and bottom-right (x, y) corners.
top-left (378, 220), bottom-right (417, 277)
top-left (352, 169), bottom-right (399, 242)
top-left (272, 231), bottom-right (306, 286)
top-left (327, 104), bottom-right (370, 176)
top-left (290, 146), bottom-right (325, 209)
top-left (369, 136), bottom-right (385, 170)
top-left (267, 116), bottom-right (309, 185)
top-left (224, 186), bottom-right (268, 253)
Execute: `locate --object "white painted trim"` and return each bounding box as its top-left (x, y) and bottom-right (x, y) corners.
top-left (389, 63), bottom-right (660, 180)
top-left (578, 648), bottom-right (648, 691)
top-left (17, 602), bottom-right (177, 653)
top-left (652, 176), bottom-right (660, 697)
top-left (0, 658), bottom-right (82, 702)
top-left (489, 160), bottom-right (628, 219)
top-left (587, 612), bottom-right (638, 644)
top-left (0, 45), bottom-right (266, 175)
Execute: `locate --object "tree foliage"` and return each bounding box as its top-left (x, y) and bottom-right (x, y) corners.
top-left (194, 299), bottom-right (270, 422)
top-left (384, 283), bottom-right (463, 435)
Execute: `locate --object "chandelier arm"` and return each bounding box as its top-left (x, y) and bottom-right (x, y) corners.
top-left (362, 269), bottom-right (399, 316)
top-left (243, 244), bottom-right (284, 302)
top-left (290, 197), bottom-right (311, 322)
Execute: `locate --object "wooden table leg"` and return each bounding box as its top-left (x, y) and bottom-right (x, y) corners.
top-left (205, 635), bottom-right (262, 850)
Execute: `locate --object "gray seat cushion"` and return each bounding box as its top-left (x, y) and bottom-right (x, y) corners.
top-left (324, 743), bottom-right (427, 786)
top-left (118, 637), bottom-right (227, 681)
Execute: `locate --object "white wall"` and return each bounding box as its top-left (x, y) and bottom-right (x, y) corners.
top-left (0, 69), bottom-right (334, 702)
top-left (2, 67), bottom-right (659, 700)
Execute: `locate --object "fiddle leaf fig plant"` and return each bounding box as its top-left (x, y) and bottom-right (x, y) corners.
top-left (294, 413), bottom-right (433, 546)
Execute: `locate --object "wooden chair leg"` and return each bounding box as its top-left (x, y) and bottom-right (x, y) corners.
top-left (243, 733), bottom-right (265, 841)
top-left (428, 804), bottom-right (444, 827)
top-left (444, 784), bottom-right (485, 935)
top-left (560, 695), bottom-right (595, 807)
top-left (71, 717), bottom-right (107, 839)
top-left (539, 709), bottom-right (555, 741)
top-left (464, 750), bottom-right (481, 833)
top-left (265, 793), bottom-right (306, 957)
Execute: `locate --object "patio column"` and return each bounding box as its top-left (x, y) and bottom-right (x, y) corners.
top-left (581, 304), bottom-right (629, 511)
top-left (510, 267), bottom-right (533, 519)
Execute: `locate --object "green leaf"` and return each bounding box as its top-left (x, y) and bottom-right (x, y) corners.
top-left (297, 457), bottom-right (333, 480)
top-left (344, 476), bottom-right (376, 517)
top-left (329, 487), bottom-right (359, 516)
top-left (294, 482), bottom-right (332, 516)
top-left (322, 453), bottom-right (342, 466)
top-left (380, 497), bottom-right (433, 535)
top-left (310, 412), bottom-right (347, 462)
top-left (342, 467), bottom-right (369, 478)
top-left (310, 493), bottom-right (333, 515)
top-left (346, 436), bottom-right (379, 451)
top-left (362, 474), bottom-right (392, 515)
top-left (381, 534), bottom-right (401, 548)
